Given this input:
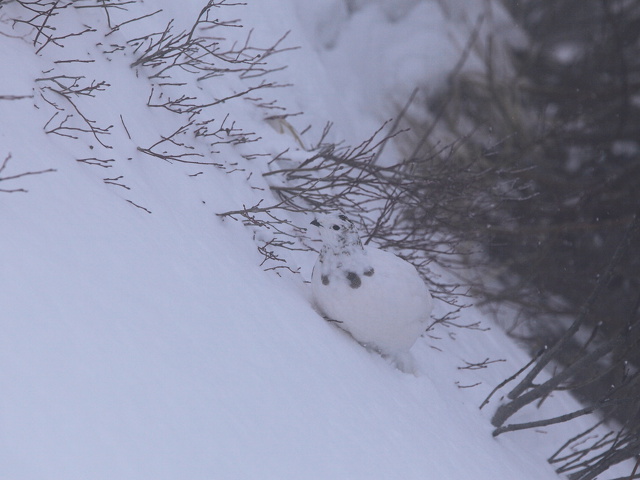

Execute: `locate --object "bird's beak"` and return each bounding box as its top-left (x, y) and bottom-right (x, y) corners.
top-left (310, 219), bottom-right (321, 227)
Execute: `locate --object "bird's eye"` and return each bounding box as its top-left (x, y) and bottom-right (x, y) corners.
top-left (332, 225), bottom-right (340, 231)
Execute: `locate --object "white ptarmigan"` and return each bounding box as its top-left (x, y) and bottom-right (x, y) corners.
top-left (310, 213), bottom-right (433, 362)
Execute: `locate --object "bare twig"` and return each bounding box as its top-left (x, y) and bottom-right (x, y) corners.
top-left (0, 153), bottom-right (56, 193)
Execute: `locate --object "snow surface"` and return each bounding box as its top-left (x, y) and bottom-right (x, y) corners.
top-left (0, 1), bottom-right (632, 479)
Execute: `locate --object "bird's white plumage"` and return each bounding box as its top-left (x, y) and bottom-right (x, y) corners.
top-left (310, 213), bottom-right (433, 357)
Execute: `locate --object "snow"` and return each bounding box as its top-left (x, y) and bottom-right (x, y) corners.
top-left (0, 1), bottom-right (632, 479)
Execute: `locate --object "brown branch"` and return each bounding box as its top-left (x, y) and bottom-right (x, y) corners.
top-left (0, 153), bottom-right (56, 193)
top-left (125, 199), bottom-right (151, 214)
top-left (0, 94), bottom-right (34, 100)
top-left (493, 398), bottom-right (634, 437)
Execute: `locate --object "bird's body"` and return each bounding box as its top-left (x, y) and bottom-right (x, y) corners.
top-left (310, 213), bottom-right (433, 357)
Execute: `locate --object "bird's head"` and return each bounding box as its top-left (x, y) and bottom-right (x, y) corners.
top-left (310, 212), bottom-right (363, 253)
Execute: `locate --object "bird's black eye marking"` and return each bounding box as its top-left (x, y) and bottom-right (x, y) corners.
top-left (321, 274), bottom-right (330, 286)
top-left (338, 214), bottom-right (348, 221)
top-left (346, 271), bottom-right (361, 289)
top-left (364, 267), bottom-right (375, 277)
top-left (332, 225), bottom-right (340, 231)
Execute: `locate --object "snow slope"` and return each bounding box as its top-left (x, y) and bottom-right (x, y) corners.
top-left (0, 1), bottom-right (631, 479)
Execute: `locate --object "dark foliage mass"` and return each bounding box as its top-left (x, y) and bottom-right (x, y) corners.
top-left (499, 0), bottom-right (640, 335)
top-left (433, 1), bottom-right (640, 478)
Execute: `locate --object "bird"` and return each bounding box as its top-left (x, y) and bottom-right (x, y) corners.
top-left (310, 212), bottom-right (433, 366)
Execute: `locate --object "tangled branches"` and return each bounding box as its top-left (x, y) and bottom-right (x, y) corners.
top-left (37, 73), bottom-right (113, 148)
top-left (8, 0), bottom-right (94, 54)
top-left (130, 0), bottom-right (294, 186)
top-left (218, 119), bottom-right (529, 328)
top-left (129, 0), bottom-right (295, 83)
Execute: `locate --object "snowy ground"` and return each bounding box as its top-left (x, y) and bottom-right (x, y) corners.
top-left (0, 1), bottom-right (632, 479)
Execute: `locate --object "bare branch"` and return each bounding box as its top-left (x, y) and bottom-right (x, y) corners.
top-left (0, 153), bottom-right (56, 193)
